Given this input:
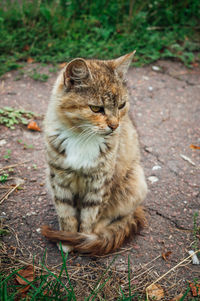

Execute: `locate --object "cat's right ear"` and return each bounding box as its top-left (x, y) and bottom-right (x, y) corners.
top-left (112, 51), bottom-right (136, 78)
top-left (63, 58), bottom-right (90, 88)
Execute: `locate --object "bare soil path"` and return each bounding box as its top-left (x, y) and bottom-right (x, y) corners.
top-left (0, 61), bottom-right (199, 300)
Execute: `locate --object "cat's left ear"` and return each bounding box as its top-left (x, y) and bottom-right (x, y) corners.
top-left (64, 58), bottom-right (91, 88)
top-left (112, 51), bottom-right (136, 78)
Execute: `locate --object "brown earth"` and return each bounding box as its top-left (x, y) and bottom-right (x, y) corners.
top-left (0, 61), bottom-right (200, 300)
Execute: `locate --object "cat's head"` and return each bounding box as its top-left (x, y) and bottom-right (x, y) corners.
top-left (56, 52), bottom-right (135, 136)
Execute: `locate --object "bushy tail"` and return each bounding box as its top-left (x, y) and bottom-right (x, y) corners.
top-left (41, 206), bottom-right (146, 255)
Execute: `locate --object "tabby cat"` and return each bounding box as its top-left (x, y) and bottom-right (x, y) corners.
top-left (41, 52), bottom-right (147, 255)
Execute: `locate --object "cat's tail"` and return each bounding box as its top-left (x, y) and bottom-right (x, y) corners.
top-left (41, 206), bottom-right (146, 255)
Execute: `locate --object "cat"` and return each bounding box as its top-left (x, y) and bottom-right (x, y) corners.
top-left (41, 51), bottom-right (148, 255)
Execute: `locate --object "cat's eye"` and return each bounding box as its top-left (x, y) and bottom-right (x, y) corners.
top-left (89, 105), bottom-right (104, 114)
top-left (118, 102), bottom-right (126, 110)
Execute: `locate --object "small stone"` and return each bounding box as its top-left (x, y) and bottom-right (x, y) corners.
top-left (26, 211), bottom-right (37, 216)
top-left (36, 228), bottom-right (41, 233)
top-left (148, 176), bottom-right (159, 184)
top-left (152, 165), bottom-right (161, 171)
top-left (145, 146), bottom-right (153, 153)
top-left (0, 139), bottom-right (6, 146)
top-left (143, 76), bottom-right (149, 80)
top-left (30, 178), bottom-right (37, 182)
top-left (152, 65), bottom-right (160, 71)
top-left (188, 250), bottom-right (200, 265)
top-left (148, 86), bottom-right (153, 91)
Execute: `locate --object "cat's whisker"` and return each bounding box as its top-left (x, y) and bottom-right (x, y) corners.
top-left (83, 131), bottom-right (97, 145)
top-left (66, 124), bottom-right (92, 133)
top-left (77, 130), bottom-right (95, 146)
top-left (71, 129), bottom-right (93, 147)
top-left (76, 128), bottom-right (92, 141)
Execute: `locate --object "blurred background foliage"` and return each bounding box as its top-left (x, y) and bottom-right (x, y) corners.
top-left (0, 0), bottom-right (199, 75)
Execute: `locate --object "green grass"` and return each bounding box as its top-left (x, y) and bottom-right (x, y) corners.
top-left (0, 250), bottom-right (144, 301)
top-left (0, 173), bottom-right (9, 183)
top-left (0, 107), bottom-right (34, 129)
top-left (0, 0), bottom-right (199, 76)
top-left (1, 247), bottom-right (197, 300)
top-left (29, 70), bottom-right (49, 82)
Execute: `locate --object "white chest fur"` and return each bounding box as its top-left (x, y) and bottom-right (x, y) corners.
top-left (65, 134), bottom-right (104, 169)
top-left (56, 127), bottom-right (105, 170)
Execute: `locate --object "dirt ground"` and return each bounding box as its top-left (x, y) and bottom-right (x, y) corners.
top-left (0, 60), bottom-right (200, 300)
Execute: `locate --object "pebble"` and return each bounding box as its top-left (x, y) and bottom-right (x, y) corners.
top-left (152, 65), bottom-right (160, 71)
top-left (148, 176), bottom-right (159, 184)
top-left (188, 250), bottom-right (200, 265)
top-left (0, 139), bottom-right (6, 146)
top-left (36, 228), bottom-right (41, 233)
top-left (26, 211), bottom-right (37, 216)
top-left (148, 86), bottom-right (153, 91)
top-left (152, 165), bottom-right (161, 171)
top-left (145, 146), bottom-right (153, 153)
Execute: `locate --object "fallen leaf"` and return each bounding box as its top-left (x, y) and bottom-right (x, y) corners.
top-left (190, 144), bottom-right (200, 150)
top-left (191, 62), bottom-right (199, 68)
top-left (169, 293), bottom-right (183, 301)
top-left (189, 282), bottom-right (200, 297)
top-left (147, 284), bottom-right (164, 300)
top-left (18, 284), bottom-right (31, 294)
top-left (16, 265), bottom-right (34, 285)
top-left (162, 251), bottom-right (172, 261)
top-left (23, 45), bottom-right (30, 51)
top-left (27, 57), bottom-right (34, 63)
top-left (59, 62), bottom-right (67, 69)
top-left (16, 265), bottom-right (35, 296)
top-left (27, 121), bottom-right (41, 131)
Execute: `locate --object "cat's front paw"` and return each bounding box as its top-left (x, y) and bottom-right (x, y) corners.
top-left (57, 243), bottom-right (73, 253)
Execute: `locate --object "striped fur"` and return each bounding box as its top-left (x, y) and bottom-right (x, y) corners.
top-left (41, 206), bottom-right (146, 255)
top-left (43, 52), bottom-right (148, 255)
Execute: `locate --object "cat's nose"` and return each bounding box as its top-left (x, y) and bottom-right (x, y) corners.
top-left (108, 123), bottom-right (119, 130)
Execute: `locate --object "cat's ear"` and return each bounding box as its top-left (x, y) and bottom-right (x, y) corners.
top-left (64, 58), bottom-right (90, 87)
top-left (112, 51), bottom-right (136, 77)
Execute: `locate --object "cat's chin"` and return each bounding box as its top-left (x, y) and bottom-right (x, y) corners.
top-left (101, 129), bottom-right (119, 137)
top-left (97, 128), bottom-right (116, 136)
top-left (100, 131), bottom-right (112, 136)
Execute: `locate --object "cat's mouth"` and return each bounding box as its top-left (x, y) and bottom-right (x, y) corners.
top-left (98, 127), bottom-right (119, 136)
